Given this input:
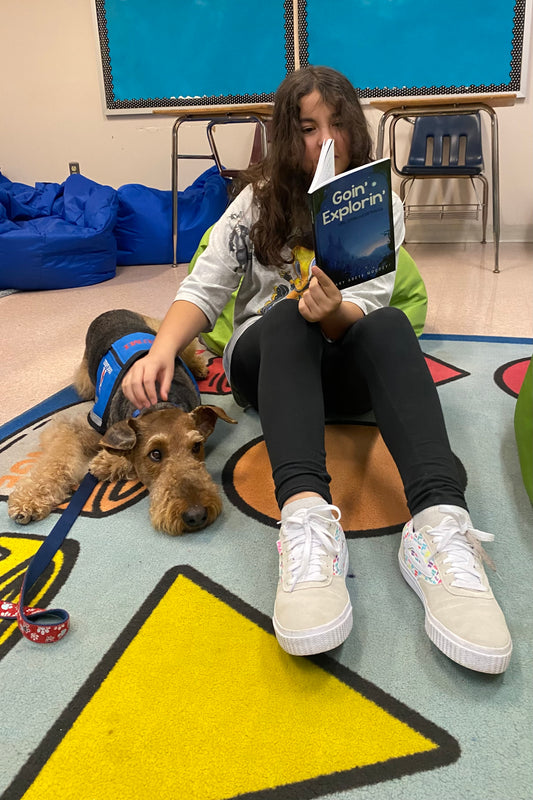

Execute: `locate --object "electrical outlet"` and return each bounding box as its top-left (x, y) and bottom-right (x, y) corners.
top-left (69, 162), bottom-right (80, 175)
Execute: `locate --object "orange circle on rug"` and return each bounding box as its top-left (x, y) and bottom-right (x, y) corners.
top-left (223, 423), bottom-right (410, 536)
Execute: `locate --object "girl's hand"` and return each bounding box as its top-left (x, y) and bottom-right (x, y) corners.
top-left (298, 265), bottom-right (342, 323)
top-left (121, 300), bottom-right (209, 410)
top-left (121, 351), bottom-right (175, 410)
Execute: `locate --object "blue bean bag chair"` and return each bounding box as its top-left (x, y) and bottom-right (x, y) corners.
top-left (0, 173), bottom-right (119, 290)
top-left (114, 166), bottom-right (229, 266)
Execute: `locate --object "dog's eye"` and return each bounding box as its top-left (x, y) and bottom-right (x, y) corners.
top-left (191, 441), bottom-right (202, 455)
top-left (148, 449), bottom-right (162, 462)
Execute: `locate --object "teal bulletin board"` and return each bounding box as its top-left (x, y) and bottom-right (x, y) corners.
top-left (94, 0), bottom-right (529, 112)
top-left (301, 0), bottom-right (528, 98)
top-left (94, 0), bottom-right (293, 111)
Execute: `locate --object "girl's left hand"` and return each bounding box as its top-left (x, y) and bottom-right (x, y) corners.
top-left (298, 265), bottom-right (342, 323)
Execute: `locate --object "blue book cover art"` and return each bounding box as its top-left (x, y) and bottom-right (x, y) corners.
top-left (309, 158), bottom-right (395, 289)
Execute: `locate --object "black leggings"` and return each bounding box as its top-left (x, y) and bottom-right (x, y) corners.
top-left (230, 300), bottom-right (467, 515)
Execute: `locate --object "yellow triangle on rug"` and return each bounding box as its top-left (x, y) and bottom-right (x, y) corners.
top-left (18, 569), bottom-right (453, 800)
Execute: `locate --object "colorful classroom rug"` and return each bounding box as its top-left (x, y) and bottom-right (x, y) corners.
top-left (0, 335), bottom-right (532, 800)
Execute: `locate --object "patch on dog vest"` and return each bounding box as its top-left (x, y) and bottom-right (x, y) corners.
top-left (89, 332), bottom-right (155, 433)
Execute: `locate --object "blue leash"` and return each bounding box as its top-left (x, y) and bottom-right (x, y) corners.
top-left (1, 472), bottom-right (98, 643)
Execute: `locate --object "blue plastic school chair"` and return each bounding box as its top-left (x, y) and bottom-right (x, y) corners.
top-left (394, 113), bottom-right (489, 242)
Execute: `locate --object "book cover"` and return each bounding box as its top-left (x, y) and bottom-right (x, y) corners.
top-left (308, 142), bottom-right (395, 290)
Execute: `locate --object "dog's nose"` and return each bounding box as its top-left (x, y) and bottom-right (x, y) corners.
top-left (182, 505), bottom-right (209, 530)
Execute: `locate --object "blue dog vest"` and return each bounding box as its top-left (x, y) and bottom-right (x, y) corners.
top-left (88, 332), bottom-right (155, 433)
top-left (88, 332), bottom-right (201, 434)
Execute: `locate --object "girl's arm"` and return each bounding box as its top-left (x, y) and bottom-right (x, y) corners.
top-left (121, 300), bottom-right (209, 409)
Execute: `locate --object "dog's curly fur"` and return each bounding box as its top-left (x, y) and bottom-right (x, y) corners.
top-left (8, 310), bottom-right (236, 536)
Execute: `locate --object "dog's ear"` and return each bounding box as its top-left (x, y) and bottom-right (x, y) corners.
top-left (100, 420), bottom-right (138, 452)
top-left (190, 405), bottom-right (237, 439)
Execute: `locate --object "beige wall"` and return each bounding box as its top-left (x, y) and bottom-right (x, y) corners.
top-left (1, 1), bottom-right (531, 242)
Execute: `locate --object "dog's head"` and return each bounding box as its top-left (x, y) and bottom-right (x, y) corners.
top-left (98, 404), bottom-right (236, 535)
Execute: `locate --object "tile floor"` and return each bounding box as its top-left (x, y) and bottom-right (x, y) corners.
top-left (2, 240), bottom-right (532, 427)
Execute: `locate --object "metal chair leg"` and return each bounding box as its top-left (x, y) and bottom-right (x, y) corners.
top-left (474, 174), bottom-right (489, 244)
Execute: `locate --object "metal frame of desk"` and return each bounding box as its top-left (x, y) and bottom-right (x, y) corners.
top-left (154, 106), bottom-right (272, 268)
top-left (373, 96), bottom-right (515, 273)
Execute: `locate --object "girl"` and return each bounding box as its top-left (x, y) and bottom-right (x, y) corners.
top-left (123, 66), bottom-right (511, 674)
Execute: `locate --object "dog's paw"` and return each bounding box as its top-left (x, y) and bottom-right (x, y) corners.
top-left (182, 339), bottom-right (209, 380)
top-left (89, 451), bottom-right (135, 482)
top-left (7, 476), bottom-right (77, 524)
top-left (191, 359), bottom-right (209, 380)
top-left (8, 493), bottom-right (53, 524)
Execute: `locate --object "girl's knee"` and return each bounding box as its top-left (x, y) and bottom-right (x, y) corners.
top-left (261, 300), bottom-right (323, 355)
top-left (349, 307), bottom-right (420, 363)
top-left (368, 305), bottom-right (409, 327)
top-left (358, 306), bottom-right (414, 340)
top-left (262, 298), bottom-right (300, 327)
top-left (260, 298), bottom-right (321, 343)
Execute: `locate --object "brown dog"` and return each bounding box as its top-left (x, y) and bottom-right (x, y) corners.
top-left (8, 310), bottom-right (236, 535)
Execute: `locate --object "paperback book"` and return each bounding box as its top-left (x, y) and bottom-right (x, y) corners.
top-left (308, 140), bottom-right (395, 289)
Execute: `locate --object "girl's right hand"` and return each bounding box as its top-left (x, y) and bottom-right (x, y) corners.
top-left (121, 299), bottom-right (210, 410)
top-left (121, 351), bottom-right (175, 410)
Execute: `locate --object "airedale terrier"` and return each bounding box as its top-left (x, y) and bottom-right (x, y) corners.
top-left (8, 309), bottom-right (236, 535)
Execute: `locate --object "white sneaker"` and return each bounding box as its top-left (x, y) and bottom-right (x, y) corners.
top-left (273, 503), bottom-right (352, 656)
top-left (399, 504), bottom-right (512, 674)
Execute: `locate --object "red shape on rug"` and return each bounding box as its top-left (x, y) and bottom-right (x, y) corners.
top-left (424, 355), bottom-right (470, 386)
top-left (493, 357), bottom-right (530, 398)
top-left (196, 355), bottom-right (231, 395)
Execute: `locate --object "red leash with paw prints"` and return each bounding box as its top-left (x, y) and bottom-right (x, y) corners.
top-left (1, 472), bottom-right (98, 643)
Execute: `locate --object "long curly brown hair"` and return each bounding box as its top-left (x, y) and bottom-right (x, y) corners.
top-left (239, 66), bottom-right (373, 268)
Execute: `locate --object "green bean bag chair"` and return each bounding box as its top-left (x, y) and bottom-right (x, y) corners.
top-left (514, 357), bottom-right (533, 504)
top-left (188, 226), bottom-right (427, 355)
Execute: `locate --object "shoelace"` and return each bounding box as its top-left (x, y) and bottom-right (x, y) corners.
top-left (429, 506), bottom-right (496, 591)
top-left (279, 504), bottom-right (342, 591)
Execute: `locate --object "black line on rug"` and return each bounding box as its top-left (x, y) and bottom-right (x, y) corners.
top-left (2, 565), bottom-right (460, 800)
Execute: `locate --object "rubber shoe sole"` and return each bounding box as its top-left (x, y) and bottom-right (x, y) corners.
top-left (273, 600), bottom-right (353, 656)
top-left (398, 551), bottom-right (512, 674)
